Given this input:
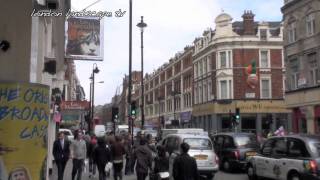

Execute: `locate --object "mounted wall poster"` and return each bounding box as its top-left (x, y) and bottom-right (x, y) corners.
top-left (0, 82), bottom-right (50, 180)
top-left (65, 17), bottom-right (104, 61)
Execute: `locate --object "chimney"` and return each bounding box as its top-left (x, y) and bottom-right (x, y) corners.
top-left (242, 10), bottom-right (255, 35)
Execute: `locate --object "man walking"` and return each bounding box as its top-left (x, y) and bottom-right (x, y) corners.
top-left (111, 135), bottom-right (125, 180)
top-left (133, 138), bottom-right (152, 180)
top-left (93, 137), bottom-right (111, 180)
top-left (53, 132), bottom-right (70, 180)
top-left (173, 143), bottom-right (199, 180)
top-left (71, 131), bottom-right (87, 180)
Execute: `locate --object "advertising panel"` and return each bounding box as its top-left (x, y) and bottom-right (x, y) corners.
top-left (65, 17), bottom-right (104, 61)
top-left (0, 82), bottom-right (49, 180)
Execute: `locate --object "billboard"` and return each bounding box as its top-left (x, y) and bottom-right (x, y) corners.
top-left (65, 17), bottom-right (104, 61)
top-left (0, 82), bottom-right (49, 180)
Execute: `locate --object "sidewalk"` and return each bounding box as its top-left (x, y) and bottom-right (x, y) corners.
top-left (50, 159), bottom-right (135, 180)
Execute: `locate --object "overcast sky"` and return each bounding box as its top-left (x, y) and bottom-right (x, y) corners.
top-left (72, 0), bottom-right (283, 105)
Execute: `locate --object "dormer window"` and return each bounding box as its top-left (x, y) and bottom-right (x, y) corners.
top-left (260, 29), bottom-right (267, 40)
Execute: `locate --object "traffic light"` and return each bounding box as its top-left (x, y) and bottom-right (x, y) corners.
top-left (112, 107), bottom-right (119, 122)
top-left (131, 101), bottom-right (136, 116)
top-left (235, 108), bottom-right (240, 123)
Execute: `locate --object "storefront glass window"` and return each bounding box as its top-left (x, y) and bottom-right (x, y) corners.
top-left (241, 116), bottom-right (257, 134)
top-left (221, 116), bottom-right (232, 132)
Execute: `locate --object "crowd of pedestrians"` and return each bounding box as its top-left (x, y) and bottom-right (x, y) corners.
top-left (53, 129), bottom-right (199, 180)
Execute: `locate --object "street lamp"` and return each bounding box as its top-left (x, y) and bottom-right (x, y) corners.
top-left (89, 63), bottom-right (100, 133)
top-left (137, 16), bottom-right (147, 129)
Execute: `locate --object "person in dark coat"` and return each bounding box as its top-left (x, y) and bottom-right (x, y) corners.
top-left (154, 146), bottom-right (169, 174)
top-left (111, 135), bottom-right (126, 180)
top-left (133, 137), bottom-right (152, 180)
top-left (52, 132), bottom-right (71, 180)
top-left (88, 134), bottom-right (98, 178)
top-left (173, 143), bottom-right (199, 180)
top-left (93, 137), bottom-right (111, 180)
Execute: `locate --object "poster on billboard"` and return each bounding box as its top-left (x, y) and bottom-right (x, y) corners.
top-left (65, 17), bottom-right (104, 61)
top-left (0, 82), bottom-right (49, 180)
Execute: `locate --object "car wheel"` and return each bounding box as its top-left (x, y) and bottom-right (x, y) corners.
top-left (247, 164), bottom-right (258, 180)
top-left (223, 160), bottom-right (232, 172)
top-left (289, 172), bottom-right (301, 180)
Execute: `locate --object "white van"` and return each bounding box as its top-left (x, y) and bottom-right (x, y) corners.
top-left (94, 125), bottom-right (106, 137)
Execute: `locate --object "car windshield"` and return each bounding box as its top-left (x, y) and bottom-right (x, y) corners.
top-left (309, 142), bottom-right (320, 157)
top-left (183, 138), bottom-right (212, 150)
top-left (63, 131), bottom-right (71, 136)
top-left (235, 136), bottom-right (258, 148)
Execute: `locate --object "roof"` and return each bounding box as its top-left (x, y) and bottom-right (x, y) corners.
top-left (232, 21), bottom-right (281, 36)
top-left (269, 134), bottom-right (320, 142)
top-left (167, 133), bottom-right (210, 139)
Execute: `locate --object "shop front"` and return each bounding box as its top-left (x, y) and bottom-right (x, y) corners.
top-left (180, 111), bottom-right (192, 128)
top-left (192, 100), bottom-right (291, 135)
top-left (286, 88), bottom-right (320, 134)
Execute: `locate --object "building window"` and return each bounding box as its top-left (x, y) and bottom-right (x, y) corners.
top-left (310, 68), bottom-right (319, 86)
top-left (208, 81), bottom-right (212, 100)
top-left (220, 80), bottom-right (227, 99)
top-left (218, 50), bottom-right (232, 69)
top-left (260, 29), bottom-right (267, 40)
top-left (306, 14), bottom-right (315, 36)
top-left (194, 86), bottom-right (198, 104)
top-left (194, 63), bottom-right (198, 79)
top-left (288, 22), bottom-right (296, 43)
top-left (207, 56), bottom-right (211, 72)
top-left (218, 79), bottom-right (232, 99)
top-left (261, 78), bottom-right (271, 99)
top-left (203, 84), bottom-right (207, 102)
top-left (219, 52), bottom-right (226, 68)
top-left (260, 50), bottom-right (270, 68)
top-left (200, 61), bottom-right (203, 76)
top-left (199, 86), bottom-right (202, 104)
top-left (203, 58), bottom-right (207, 75)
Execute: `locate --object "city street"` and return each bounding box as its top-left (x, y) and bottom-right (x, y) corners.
top-left (50, 160), bottom-right (249, 180)
top-left (50, 161), bottom-right (248, 180)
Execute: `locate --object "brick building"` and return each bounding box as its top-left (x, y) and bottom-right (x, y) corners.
top-left (282, 0), bottom-right (320, 134)
top-left (134, 47), bottom-right (193, 129)
top-left (192, 11), bottom-right (291, 135)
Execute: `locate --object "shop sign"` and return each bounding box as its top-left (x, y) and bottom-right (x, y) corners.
top-left (180, 111), bottom-right (191, 123)
top-left (245, 93), bottom-right (255, 98)
top-left (61, 100), bottom-right (90, 110)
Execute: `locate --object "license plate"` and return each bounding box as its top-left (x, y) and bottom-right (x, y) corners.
top-left (194, 154), bottom-right (208, 160)
top-left (246, 152), bottom-right (257, 157)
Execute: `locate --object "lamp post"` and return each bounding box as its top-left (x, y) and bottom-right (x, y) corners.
top-left (89, 63), bottom-right (100, 134)
top-left (137, 16), bottom-right (147, 129)
top-left (128, 0), bottom-right (133, 146)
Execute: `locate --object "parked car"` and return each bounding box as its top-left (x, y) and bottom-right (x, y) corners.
top-left (212, 132), bottom-right (260, 172)
top-left (247, 134), bottom-right (320, 180)
top-left (160, 133), bottom-right (219, 180)
top-left (59, 128), bottom-right (74, 140)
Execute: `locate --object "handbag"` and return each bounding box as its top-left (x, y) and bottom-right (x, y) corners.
top-left (105, 162), bottom-right (112, 175)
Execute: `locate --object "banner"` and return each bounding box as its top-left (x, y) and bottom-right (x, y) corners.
top-left (65, 17), bottom-right (103, 61)
top-left (0, 82), bottom-right (49, 180)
